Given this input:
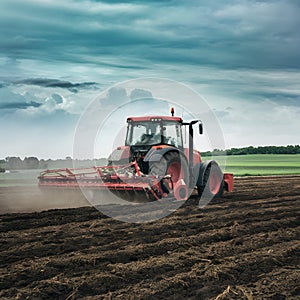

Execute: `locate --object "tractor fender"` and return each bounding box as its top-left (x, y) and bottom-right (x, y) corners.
top-left (195, 160), bottom-right (222, 186)
top-left (108, 146), bottom-right (130, 165)
top-left (143, 146), bottom-right (187, 163)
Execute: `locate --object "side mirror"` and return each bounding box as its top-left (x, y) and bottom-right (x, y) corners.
top-left (199, 123), bottom-right (203, 135)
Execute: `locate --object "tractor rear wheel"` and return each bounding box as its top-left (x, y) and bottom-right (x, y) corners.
top-left (149, 151), bottom-right (189, 186)
top-left (198, 162), bottom-right (224, 198)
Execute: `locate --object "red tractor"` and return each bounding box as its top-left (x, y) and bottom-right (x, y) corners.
top-left (39, 110), bottom-right (233, 202)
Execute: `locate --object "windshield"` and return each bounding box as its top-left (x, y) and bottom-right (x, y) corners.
top-left (126, 121), bottom-right (183, 147)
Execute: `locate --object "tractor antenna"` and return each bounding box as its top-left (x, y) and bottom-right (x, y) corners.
top-left (171, 107), bottom-right (174, 116)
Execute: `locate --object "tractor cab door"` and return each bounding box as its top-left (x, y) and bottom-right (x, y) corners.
top-left (161, 121), bottom-right (183, 149)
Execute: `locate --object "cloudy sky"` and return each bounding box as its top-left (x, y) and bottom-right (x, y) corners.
top-left (0, 0), bottom-right (299, 159)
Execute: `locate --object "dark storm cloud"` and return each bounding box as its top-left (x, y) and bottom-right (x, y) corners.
top-left (15, 78), bottom-right (97, 91)
top-left (0, 100), bottom-right (41, 110)
top-left (0, 0), bottom-right (299, 70)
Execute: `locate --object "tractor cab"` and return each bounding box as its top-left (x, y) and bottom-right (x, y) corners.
top-left (126, 116), bottom-right (184, 148)
top-left (122, 116), bottom-right (184, 174)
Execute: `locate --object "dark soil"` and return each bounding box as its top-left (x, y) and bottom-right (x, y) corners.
top-left (0, 176), bottom-right (299, 299)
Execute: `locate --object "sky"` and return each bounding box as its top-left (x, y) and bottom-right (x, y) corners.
top-left (0, 0), bottom-right (299, 159)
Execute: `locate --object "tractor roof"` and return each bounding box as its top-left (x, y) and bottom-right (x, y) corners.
top-left (127, 116), bottom-right (182, 122)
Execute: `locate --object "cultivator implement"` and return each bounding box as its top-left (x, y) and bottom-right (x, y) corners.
top-left (38, 161), bottom-right (180, 202)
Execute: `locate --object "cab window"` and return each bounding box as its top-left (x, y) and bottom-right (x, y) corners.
top-left (162, 122), bottom-right (183, 147)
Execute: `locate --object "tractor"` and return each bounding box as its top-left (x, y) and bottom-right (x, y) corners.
top-left (38, 109), bottom-right (233, 202)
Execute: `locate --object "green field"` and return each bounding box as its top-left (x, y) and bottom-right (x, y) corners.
top-left (203, 154), bottom-right (300, 176)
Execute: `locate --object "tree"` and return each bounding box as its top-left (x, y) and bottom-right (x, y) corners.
top-left (24, 157), bottom-right (39, 169)
top-left (6, 157), bottom-right (23, 169)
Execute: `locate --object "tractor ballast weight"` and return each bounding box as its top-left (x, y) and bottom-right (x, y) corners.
top-left (38, 110), bottom-right (234, 202)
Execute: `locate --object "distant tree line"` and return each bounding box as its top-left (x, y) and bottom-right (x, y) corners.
top-left (1, 145), bottom-right (299, 170)
top-left (202, 145), bottom-right (300, 156)
top-left (0, 157), bottom-right (108, 170)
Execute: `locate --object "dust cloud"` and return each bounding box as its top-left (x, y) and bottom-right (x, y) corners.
top-left (0, 186), bottom-right (91, 214)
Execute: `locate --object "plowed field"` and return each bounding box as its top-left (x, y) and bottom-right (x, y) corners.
top-left (1, 176), bottom-right (299, 299)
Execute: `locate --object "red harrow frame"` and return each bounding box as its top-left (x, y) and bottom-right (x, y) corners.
top-left (38, 161), bottom-right (175, 202)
